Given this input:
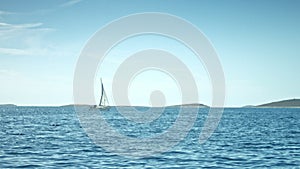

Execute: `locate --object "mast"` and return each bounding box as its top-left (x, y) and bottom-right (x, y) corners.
top-left (99, 78), bottom-right (104, 106)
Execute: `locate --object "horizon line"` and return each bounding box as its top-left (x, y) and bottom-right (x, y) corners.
top-left (0, 98), bottom-right (299, 108)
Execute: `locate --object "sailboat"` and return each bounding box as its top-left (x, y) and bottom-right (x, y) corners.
top-left (94, 78), bottom-right (110, 110)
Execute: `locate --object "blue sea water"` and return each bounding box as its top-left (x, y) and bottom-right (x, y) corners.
top-left (0, 106), bottom-right (299, 168)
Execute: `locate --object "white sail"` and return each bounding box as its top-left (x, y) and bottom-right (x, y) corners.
top-left (98, 78), bottom-right (109, 110)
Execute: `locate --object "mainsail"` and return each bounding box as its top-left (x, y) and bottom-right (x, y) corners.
top-left (98, 78), bottom-right (109, 109)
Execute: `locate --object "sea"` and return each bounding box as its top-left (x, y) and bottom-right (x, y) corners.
top-left (0, 106), bottom-right (299, 168)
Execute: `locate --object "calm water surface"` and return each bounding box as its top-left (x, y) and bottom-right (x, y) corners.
top-left (0, 106), bottom-right (299, 168)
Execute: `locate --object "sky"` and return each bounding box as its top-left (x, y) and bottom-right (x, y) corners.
top-left (0, 0), bottom-right (299, 107)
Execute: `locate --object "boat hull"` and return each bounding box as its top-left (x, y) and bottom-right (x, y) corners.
top-left (90, 105), bottom-right (110, 111)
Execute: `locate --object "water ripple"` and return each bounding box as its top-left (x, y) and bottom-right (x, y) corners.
top-left (0, 107), bottom-right (299, 168)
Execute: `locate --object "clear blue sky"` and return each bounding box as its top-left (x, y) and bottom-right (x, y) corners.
top-left (0, 0), bottom-right (299, 106)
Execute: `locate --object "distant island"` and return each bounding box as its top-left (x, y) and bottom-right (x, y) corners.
top-left (256, 99), bottom-right (300, 108)
top-left (59, 100), bottom-right (299, 108)
top-left (60, 104), bottom-right (94, 108)
top-left (0, 104), bottom-right (17, 107)
top-left (167, 103), bottom-right (208, 108)
top-left (1, 99), bottom-right (300, 108)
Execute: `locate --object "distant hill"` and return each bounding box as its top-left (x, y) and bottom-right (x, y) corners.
top-left (257, 99), bottom-right (300, 108)
top-left (0, 104), bottom-right (17, 107)
top-left (168, 103), bottom-right (208, 108)
top-left (60, 104), bottom-right (93, 108)
top-left (242, 105), bottom-right (255, 108)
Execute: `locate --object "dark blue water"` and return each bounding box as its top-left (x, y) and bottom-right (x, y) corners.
top-left (0, 106), bottom-right (299, 168)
